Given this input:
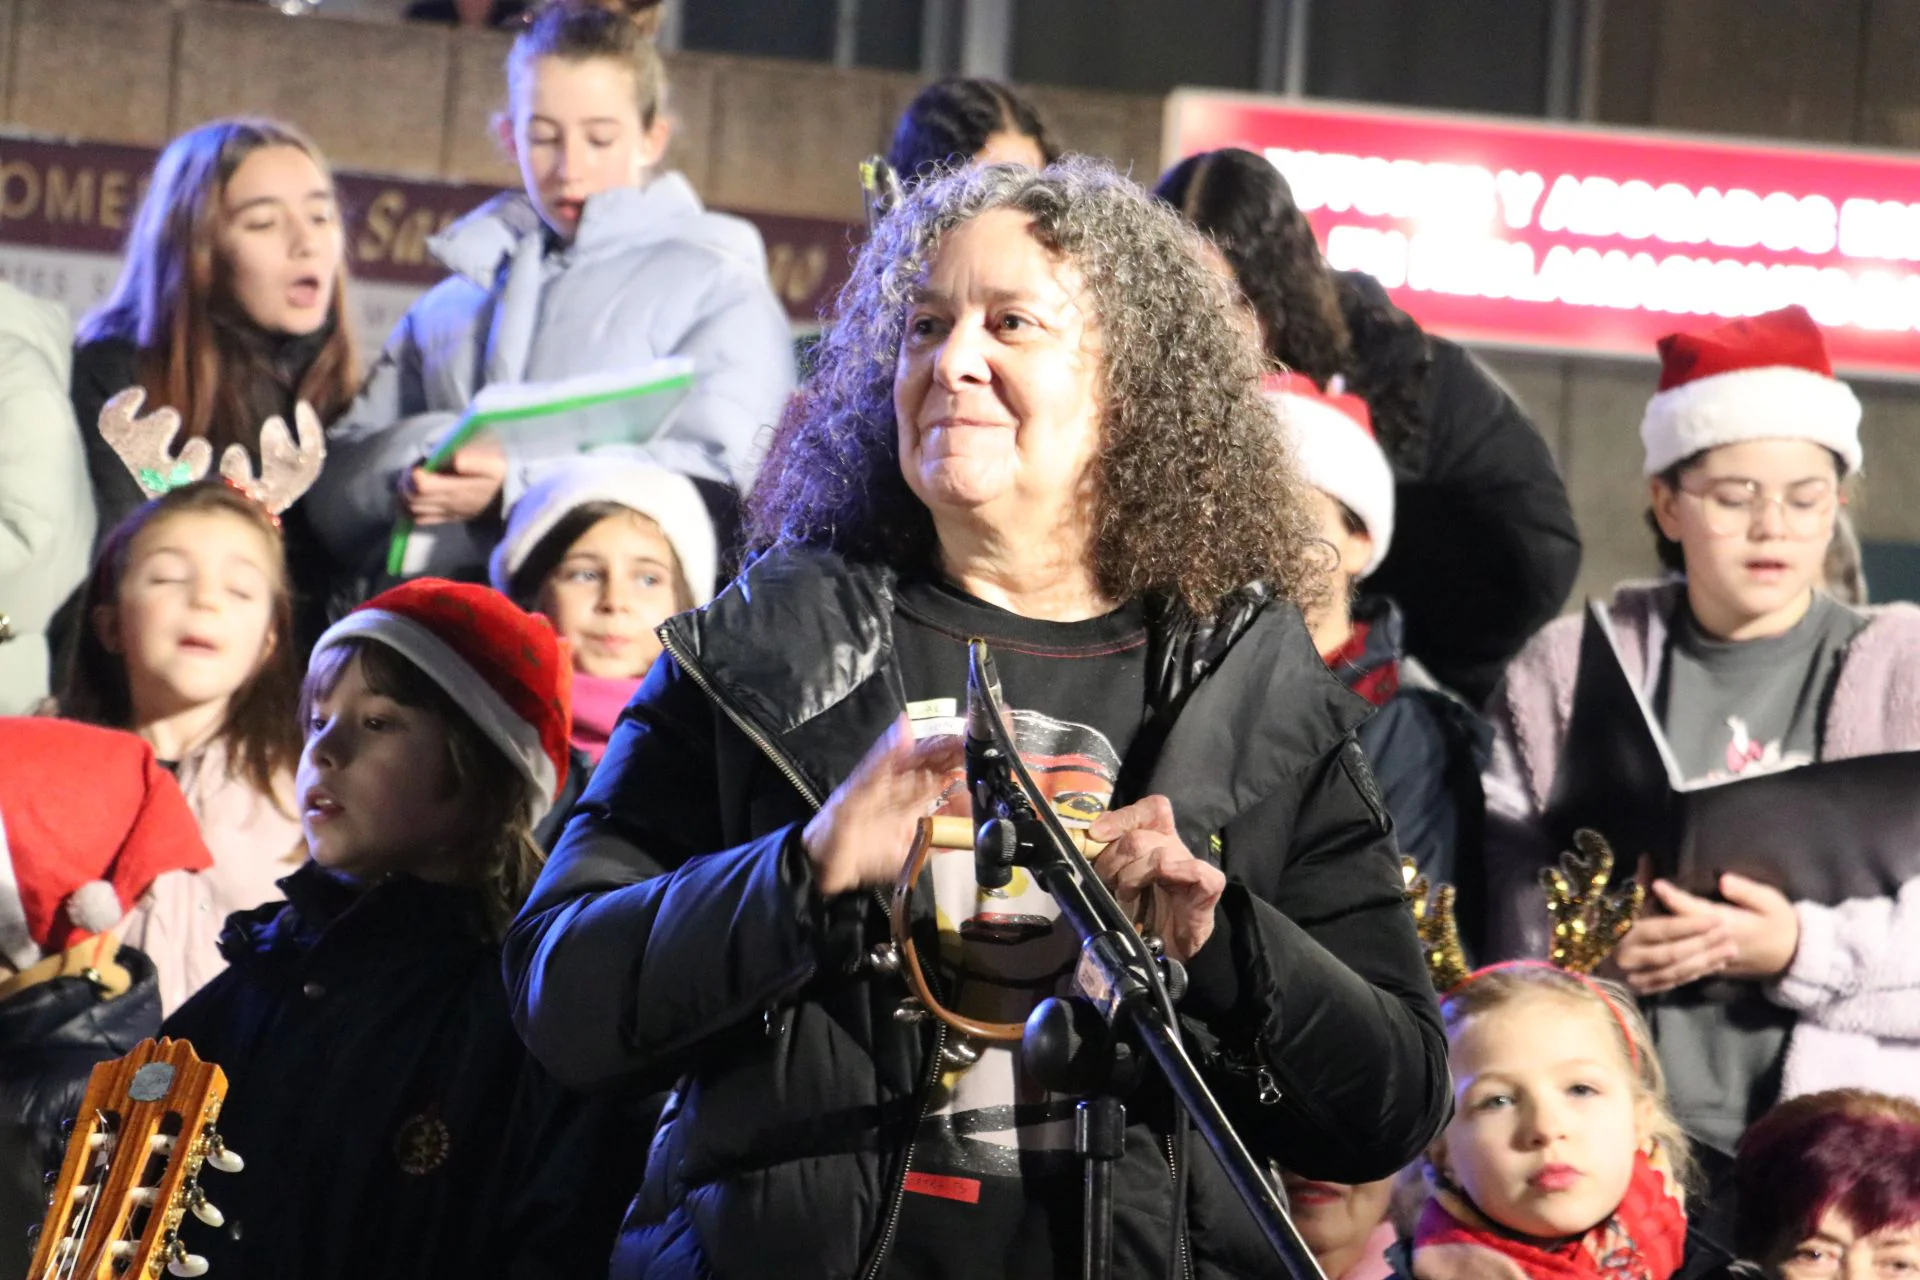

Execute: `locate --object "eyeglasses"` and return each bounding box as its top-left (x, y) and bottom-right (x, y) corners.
top-left (1677, 476), bottom-right (1840, 538)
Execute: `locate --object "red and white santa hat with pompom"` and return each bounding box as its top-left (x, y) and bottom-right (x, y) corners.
top-left (1263, 372), bottom-right (1396, 578)
top-left (1640, 304), bottom-right (1863, 477)
top-left (0, 719), bottom-right (212, 971)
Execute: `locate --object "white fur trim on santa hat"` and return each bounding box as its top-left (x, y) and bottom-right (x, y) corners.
top-left (1641, 364), bottom-right (1863, 477)
top-left (489, 460), bottom-right (719, 608)
top-left (0, 810), bottom-right (33, 971)
top-left (1273, 392), bottom-right (1396, 578)
top-left (311, 610), bottom-right (559, 821)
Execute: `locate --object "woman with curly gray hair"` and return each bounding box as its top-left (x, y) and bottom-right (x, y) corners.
top-left (505, 157), bottom-right (1450, 1280)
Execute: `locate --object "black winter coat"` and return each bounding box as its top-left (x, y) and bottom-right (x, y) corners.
top-left (504, 547), bottom-right (1452, 1280)
top-left (1338, 272), bottom-right (1583, 707)
top-left (0, 951), bottom-right (161, 1280)
top-left (161, 864), bottom-right (645, 1280)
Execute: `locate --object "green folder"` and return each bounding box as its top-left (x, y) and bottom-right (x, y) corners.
top-left (385, 358), bottom-right (696, 578)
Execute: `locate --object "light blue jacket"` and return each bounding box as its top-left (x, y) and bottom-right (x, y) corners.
top-left (307, 174), bottom-right (794, 582)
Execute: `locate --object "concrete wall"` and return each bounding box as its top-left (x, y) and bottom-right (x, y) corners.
top-left (5, 0), bottom-right (1915, 606)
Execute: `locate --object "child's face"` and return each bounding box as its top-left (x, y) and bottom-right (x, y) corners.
top-left (507, 55), bottom-right (668, 242)
top-left (1650, 438), bottom-right (1839, 636)
top-left (298, 654), bottom-right (467, 884)
top-left (1278, 1172), bottom-right (1396, 1269)
top-left (1302, 486), bottom-right (1373, 629)
top-left (1438, 992), bottom-right (1651, 1240)
top-left (537, 511), bottom-right (681, 680)
top-left (216, 144), bottom-right (342, 337)
top-left (1773, 1208), bottom-right (1920, 1280)
top-left (103, 509), bottom-right (279, 722)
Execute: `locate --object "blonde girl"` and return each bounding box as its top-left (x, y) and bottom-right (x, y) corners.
top-left (1406, 964), bottom-right (1725, 1280)
top-left (311, 0), bottom-right (792, 592)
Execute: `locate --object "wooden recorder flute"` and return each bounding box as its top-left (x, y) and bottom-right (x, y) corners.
top-left (924, 815), bottom-right (1106, 859)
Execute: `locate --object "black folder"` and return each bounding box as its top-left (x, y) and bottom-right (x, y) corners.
top-left (1541, 601), bottom-right (1920, 906)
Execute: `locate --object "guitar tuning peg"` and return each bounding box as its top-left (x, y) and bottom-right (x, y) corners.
top-left (204, 1133), bottom-right (243, 1174)
top-left (167, 1237), bottom-right (210, 1277)
top-left (188, 1184), bottom-right (225, 1228)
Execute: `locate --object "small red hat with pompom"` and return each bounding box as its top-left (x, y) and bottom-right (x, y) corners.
top-left (1640, 305), bottom-right (1862, 477)
top-left (0, 719), bottom-right (212, 971)
top-left (310, 580), bottom-right (574, 820)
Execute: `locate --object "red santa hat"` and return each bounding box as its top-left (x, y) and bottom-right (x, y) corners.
top-left (1640, 304), bottom-right (1863, 477)
top-left (311, 580), bottom-right (574, 820)
top-left (0, 719), bottom-right (212, 971)
top-left (1264, 373), bottom-right (1395, 578)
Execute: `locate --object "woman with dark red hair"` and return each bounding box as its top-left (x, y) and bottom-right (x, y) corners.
top-left (1735, 1089), bottom-right (1920, 1277)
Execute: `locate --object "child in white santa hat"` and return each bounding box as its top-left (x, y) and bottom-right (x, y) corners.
top-left (489, 458), bottom-right (718, 845)
top-left (160, 579), bottom-right (642, 1280)
top-left (1268, 373), bottom-right (1487, 892)
top-left (0, 718), bottom-right (212, 1248)
top-left (1482, 304), bottom-right (1920, 1169)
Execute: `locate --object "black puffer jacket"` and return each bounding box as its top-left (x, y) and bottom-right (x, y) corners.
top-left (503, 547), bottom-right (1452, 1280)
top-left (162, 864), bottom-right (645, 1280)
top-left (1337, 272), bottom-right (1583, 708)
top-left (0, 950), bottom-right (161, 1280)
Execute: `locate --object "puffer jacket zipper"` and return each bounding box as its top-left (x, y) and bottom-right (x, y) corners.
top-left (1163, 1134), bottom-right (1193, 1280)
top-left (658, 626), bottom-right (944, 1280)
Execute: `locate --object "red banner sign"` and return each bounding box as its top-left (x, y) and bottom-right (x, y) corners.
top-left (1165, 92), bottom-right (1920, 378)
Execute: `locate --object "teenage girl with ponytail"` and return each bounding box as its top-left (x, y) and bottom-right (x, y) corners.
top-left (311, 0), bottom-right (793, 595)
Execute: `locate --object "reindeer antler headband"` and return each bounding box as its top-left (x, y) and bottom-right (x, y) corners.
top-left (98, 388), bottom-right (325, 521)
top-left (1407, 831), bottom-right (1647, 1062)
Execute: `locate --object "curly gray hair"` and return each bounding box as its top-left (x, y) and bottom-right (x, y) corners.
top-left (745, 155), bottom-right (1326, 613)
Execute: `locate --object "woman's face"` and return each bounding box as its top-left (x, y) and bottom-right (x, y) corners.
top-left (216, 145), bottom-right (342, 337)
top-left (1278, 1173), bottom-right (1396, 1272)
top-left (1650, 438), bottom-right (1840, 638)
top-left (537, 510), bottom-right (682, 681)
top-left (894, 207), bottom-right (1105, 537)
top-left (1438, 992), bottom-right (1651, 1240)
top-left (509, 55), bottom-right (668, 242)
top-left (101, 509), bottom-right (280, 724)
top-left (1772, 1208), bottom-right (1920, 1280)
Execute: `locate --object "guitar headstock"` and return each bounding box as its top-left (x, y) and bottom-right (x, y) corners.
top-left (30, 1037), bottom-right (242, 1279)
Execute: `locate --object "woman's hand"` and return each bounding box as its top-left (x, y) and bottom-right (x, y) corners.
top-left (802, 717), bottom-right (963, 897)
top-left (1087, 796), bottom-right (1225, 965)
top-left (399, 438), bottom-right (508, 525)
top-left (1613, 873), bottom-right (1799, 994)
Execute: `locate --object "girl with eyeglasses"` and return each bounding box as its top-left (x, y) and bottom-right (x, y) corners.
top-left (1481, 305), bottom-right (1920, 1187)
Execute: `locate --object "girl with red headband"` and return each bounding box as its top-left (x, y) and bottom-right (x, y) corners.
top-left (1389, 963), bottom-right (1735, 1280)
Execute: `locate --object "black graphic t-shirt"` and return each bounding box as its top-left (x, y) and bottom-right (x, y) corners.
top-left (882, 577), bottom-right (1148, 1279)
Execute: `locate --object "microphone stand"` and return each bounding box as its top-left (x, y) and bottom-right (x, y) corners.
top-left (963, 640), bottom-right (1324, 1280)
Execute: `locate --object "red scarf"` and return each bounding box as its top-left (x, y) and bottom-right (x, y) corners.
top-left (1411, 1152), bottom-right (1688, 1280)
top-left (1321, 621), bottom-right (1400, 707)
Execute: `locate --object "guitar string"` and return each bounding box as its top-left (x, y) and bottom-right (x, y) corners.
top-left (41, 1109), bottom-right (108, 1280)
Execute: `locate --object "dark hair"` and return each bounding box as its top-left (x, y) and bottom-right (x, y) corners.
top-left (886, 78), bottom-right (1059, 184)
top-left (64, 483), bottom-right (300, 809)
top-left (1154, 147), bottom-right (1427, 468)
top-left (79, 118), bottom-right (360, 458)
top-left (301, 639), bottom-right (543, 940)
top-left (507, 500), bottom-right (693, 612)
top-left (509, 0), bottom-right (667, 129)
top-left (746, 158), bottom-right (1326, 614)
top-left (1734, 1089), bottom-right (1920, 1261)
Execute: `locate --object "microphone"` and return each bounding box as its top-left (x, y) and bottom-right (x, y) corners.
top-left (967, 641), bottom-right (1019, 890)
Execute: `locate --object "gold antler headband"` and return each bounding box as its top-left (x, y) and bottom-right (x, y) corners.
top-left (1407, 829), bottom-right (1645, 995)
top-left (99, 388), bottom-right (325, 518)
